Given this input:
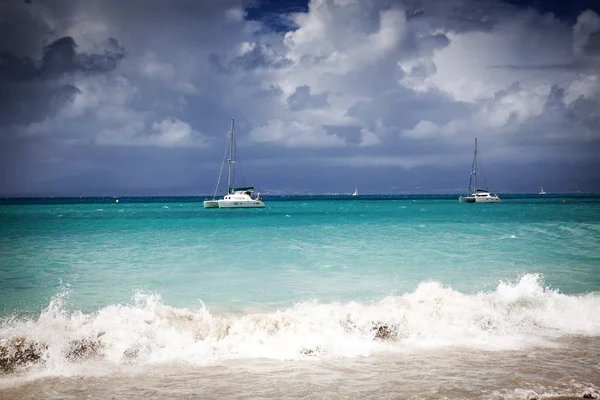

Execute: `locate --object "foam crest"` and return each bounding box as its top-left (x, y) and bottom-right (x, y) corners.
top-left (1, 274), bottom-right (599, 376)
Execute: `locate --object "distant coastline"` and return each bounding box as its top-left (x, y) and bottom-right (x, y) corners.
top-left (1, 193), bottom-right (599, 205)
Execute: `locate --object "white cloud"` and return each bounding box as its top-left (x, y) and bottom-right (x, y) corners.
top-left (97, 117), bottom-right (209, 148)
top-left (280, 2), bottom-right (407, 80)
top-left (565, 74), bottom-right (600, 104)
top-left (150, 117), bottom-right (208, 147)
top-left (403, 84), bottom-right (553, 139)
top-left (403, 120), bottom-right (441, 139)
top-left (18, 75), bottom-right (140, 138)
top-left (573, 10), bottom-right (600, 57)
top-left (225, 1), bottom-right (599, 157)
top-left (139, 52), bottom-right (198, 94)
top-left (141, 54), bottom-right (176, 81)
top-left (249, 119), bottom-right (346, 148)
top-left (358, 128), bottom-right (382, 147)
top-left (4, 0), bottom-right (600, 194)
top-left (225, 7), bottom-right (246, 22)
top-left (403, 11), bottom-right (574, 102)
top-left (283, 1), bottom-right (406, 70)
top-left (69, 76), bottom-right (138, 119)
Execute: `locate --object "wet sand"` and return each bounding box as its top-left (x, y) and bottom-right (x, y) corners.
top-left (1, 336), bottom-right (599, 399)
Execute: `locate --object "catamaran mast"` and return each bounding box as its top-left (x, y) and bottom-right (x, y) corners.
top-left (473, 138), bottom-right (477, 192)
top-left (227, 118), bottom-right (235, 194)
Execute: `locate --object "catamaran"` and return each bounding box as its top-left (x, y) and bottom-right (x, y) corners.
top-left (539, 187), bottom-right (546, 195)
top-left (459, 138), bottom-right (501, 203)
top-left (203, 118), bottom-right (265, 209)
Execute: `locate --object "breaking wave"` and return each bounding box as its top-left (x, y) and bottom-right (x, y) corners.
top-left (1, 274), bottom-right (599, 377)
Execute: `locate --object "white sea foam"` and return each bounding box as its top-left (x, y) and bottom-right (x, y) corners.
top-left (1, 274), bottom-right (599, 377)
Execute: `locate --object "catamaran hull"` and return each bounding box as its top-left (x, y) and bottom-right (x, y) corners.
top-left (476, 196), bottom-right (500, 203)
top-left (203, 200), bottom-right (219, 208)
top-left (217, 200), bottom-right (265, 208)
top-left (459, 196), bottom-right (500, 203)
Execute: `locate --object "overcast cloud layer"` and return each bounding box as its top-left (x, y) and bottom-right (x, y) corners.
top-left (1, 0), bottom-right (599, 195)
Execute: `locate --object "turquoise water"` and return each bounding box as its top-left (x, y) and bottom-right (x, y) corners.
top-left (1, 195), bottom-right (599, 315)
top-left (1, 195), bottom-right (600, 399)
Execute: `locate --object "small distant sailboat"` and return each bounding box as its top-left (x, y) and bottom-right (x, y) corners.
top-left (459, 138), bottom-right (501, 203)
top-left (352, 187), bottom-right (359, 196)
top-left (539, 187), bottom-right (546, 195)
top-left (203, 118), bottom-right (265, 209)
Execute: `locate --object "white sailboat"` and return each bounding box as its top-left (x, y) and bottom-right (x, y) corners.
top-left (459, 138), bottom-right (501, 203)
top-left (352, 187), bottom-right (359, 196)
top-left (203, 118), bottom-right (265, 209)
top-left (539, 187), bottom-right (546, 195)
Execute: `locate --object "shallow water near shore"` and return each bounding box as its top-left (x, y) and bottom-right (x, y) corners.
top-left (1, 195), bottom-right (599, 398)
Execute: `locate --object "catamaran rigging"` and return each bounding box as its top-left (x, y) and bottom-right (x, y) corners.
top-left (203, 118), bottom-right (265, 209)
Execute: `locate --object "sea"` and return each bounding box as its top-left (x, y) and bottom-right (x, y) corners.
top-left (0, 194), bottom-right (599, 399)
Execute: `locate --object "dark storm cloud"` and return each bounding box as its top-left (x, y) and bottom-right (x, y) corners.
top-left (1, 36), bottom-right (125, 81)
top-left (0, 36), bottom-right (126, 127)
top-left (2, 0), bottom-right (600, 196)
top-left (542, 84), bottom-right (600, 134)
top-left (347, 87), bottom-right (472, 131)
top-left (416, 33), bottom-right (451, 53)
top-left (479, 83), bottom-right (600, 147)
top-left (568, 96), bottom-right (600, 131)
top-left (0, 1), bottom-right (54, 57)
top-left (403, 0), bottom-right (510, 33)
top-left (0, 0), bottom-right (127, 128)
top-left (0, 82), bottom-right (81, 128)
top-left (487, 8), bottom-right (600, 71)
top-left (581, 30), bottom-right (600, 56)
top-left (403, 0), bottom-right (599, 41)
top-left (487, 63), bottom-right (590, 71)
top-left (287, 85), bottom-right (329, 112)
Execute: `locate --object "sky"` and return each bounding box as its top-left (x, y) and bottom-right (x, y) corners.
top-left (0, 0), bottom-right (599, 196)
